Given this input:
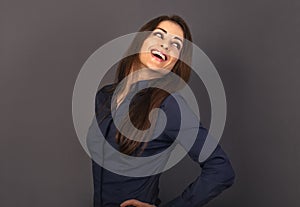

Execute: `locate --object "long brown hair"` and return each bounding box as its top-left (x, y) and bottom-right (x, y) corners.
top-left (101, 15), bottom-right (193, 155)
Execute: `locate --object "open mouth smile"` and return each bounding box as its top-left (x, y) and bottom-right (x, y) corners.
top-left (150, 49), bottom-right (168, 62)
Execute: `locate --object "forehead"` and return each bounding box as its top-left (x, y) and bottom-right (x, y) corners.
top-left (155, 20), bottom-right (184, 39)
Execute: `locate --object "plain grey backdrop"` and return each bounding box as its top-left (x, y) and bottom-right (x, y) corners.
top-left (1, 0), bottom-right (299, 206)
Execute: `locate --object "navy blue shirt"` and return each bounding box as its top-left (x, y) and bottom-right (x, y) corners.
top-left (87, 80), bottom-right (235, 207)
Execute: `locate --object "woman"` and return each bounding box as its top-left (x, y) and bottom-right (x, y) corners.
top-left (88, 15), bottom-right (235, 207)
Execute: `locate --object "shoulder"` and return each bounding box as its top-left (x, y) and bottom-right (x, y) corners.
top-left (97, 83), bottom-right (116, 95)
top-left (159, 92), bottom-right (184, 126)
top-left (160, 92), bottom-right (199, 126)
top-left (95, 83), bottom-right (116, 105)
top-left (160, 92), bottom-right (186, 110)
top-left (96, 83), bottom-right (116, 97)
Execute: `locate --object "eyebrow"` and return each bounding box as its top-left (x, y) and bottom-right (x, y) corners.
top-left (156, 27), bottom-right (183, 43)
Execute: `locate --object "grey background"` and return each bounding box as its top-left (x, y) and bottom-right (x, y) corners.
top-left (1, 0), bottom-right (299, 206)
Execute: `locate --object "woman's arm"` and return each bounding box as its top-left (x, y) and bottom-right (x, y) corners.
top-left (162, 145), bottom-right (235, 207)
top-left (160, 94), bottom-right (236, 207)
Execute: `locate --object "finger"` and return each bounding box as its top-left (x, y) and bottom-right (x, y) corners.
top-left (120, 199), bottom-right (141, 207)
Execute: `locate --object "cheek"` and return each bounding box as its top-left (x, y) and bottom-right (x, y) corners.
top-left (171, 49), bottom-right (181, 58)
top-left (168, 52), bottom-right (180, 65)
top-left (164, 57), bottom-right (178, 70)
top-left (139, 53), bottom-right (147, 65)
top-left (140, 42), bottom-right (147, 54)
top-left (139, 41), bottom-right (150, 64)
top-left (140, 38), bottom-right (158, 52)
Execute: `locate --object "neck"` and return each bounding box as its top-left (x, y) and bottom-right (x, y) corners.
top-left (115, 65), bottom-right (168, 108)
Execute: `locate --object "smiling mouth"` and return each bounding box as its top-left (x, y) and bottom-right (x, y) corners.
top-left (150, 49), bottom-right (168, 62)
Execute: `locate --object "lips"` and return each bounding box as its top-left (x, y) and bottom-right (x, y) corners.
top-left (150, 49), bottom-right (168, 62)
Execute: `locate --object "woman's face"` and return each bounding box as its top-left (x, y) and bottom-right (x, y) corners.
top-left (139, 20), bottom-right (184, 73)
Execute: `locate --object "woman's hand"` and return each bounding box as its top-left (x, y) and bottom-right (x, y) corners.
top-left (120, 199), bottom-right (156, 207)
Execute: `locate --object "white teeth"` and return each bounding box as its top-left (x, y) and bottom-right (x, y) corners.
top-left (151, 50), bottom-right (166, 61)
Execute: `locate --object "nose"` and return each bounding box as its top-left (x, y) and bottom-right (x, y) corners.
top-left (160, 44), bottom-right (168, 50)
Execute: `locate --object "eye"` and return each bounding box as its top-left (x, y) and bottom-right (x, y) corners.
top-left (153, 31), bottom-right (163, 39)
top-left (171, 42), bottom-right (181, 50)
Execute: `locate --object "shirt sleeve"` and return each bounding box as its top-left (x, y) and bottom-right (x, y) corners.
top-left (160, 93), bottom-right (236, 207)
